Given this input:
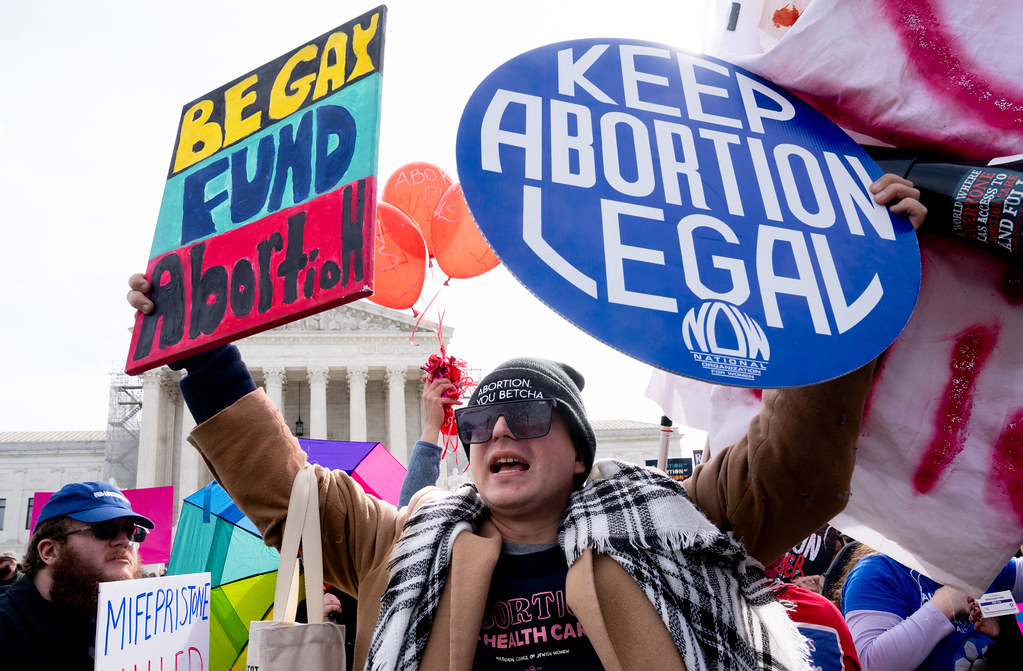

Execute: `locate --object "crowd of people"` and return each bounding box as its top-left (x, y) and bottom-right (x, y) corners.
top-left (0, 175), bottom-right (1018, 670)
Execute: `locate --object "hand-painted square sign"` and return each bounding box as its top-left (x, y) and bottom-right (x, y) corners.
top-left (456, 39), bottom-right (921, 388)
top-left (126, 7), bottom-right (386, 375)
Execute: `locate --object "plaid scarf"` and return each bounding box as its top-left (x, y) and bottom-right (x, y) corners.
top-left (561, 460), bottom-right (809, 671)
top-left (366, 459), bottom-right (809, 671)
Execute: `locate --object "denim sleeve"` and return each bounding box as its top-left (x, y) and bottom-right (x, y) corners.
top-left (398, 441), bottom-right (443, 507)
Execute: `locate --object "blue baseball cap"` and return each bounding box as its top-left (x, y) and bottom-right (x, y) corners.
top-left (36, 482), bottom-right (155, 529)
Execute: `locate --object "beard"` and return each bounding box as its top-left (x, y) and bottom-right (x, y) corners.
top-left (48, 542), bottom-right (143, 618)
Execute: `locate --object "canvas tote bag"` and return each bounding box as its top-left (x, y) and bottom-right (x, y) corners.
top-left (247, 464), bottom-right (346, 670)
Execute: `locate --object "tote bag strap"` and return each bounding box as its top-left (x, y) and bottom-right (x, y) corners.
top-left (272, 464), bottom-right (325, 625)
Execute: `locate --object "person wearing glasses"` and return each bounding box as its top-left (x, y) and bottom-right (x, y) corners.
top-left (0, 551), bottom-right (24, 594)
top-left (124, 174), bottom-right (927, 671)
top-left (0, 481), bottom-right (154, 671)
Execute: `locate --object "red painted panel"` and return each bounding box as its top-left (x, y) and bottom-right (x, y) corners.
top-left (126, 178), bottom-right (375, 374)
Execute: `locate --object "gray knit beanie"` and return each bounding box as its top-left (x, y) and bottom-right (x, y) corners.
top-left (461, 357), bottom-right (596, 476)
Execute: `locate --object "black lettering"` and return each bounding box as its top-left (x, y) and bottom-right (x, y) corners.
top-left (303, 267), bottom-right (316, 298)
top-left (257, 232), bottom-right (283, 313)
top-left (132, 255), bottom-right (186, 360)
top-left (230, 258), bottom-right (256, 316)
top-left (188, 243), bottom-right (228, 338)
top-left (341, 179), bottom-right (367, 285)
top-left (303, 248), bottom-right (320, 299)
top-left (320, 260), bottom-right (341, 289)
top-left (277, 212), bottom-right (308, 304)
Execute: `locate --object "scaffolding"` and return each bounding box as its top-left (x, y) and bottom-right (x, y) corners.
top-left (104, 371), bottom-right (142, 488)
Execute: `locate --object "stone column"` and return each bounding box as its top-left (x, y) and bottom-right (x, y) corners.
top-left (177, 397), bottom-right (199, 517)
top-left (11, 469), bottom-right (26, 546)
top-left (346, 366), bottom-right (368, 441)
top-left (136, 369), bottom-right (165, 488)
top-left (158, 374), bottom-right (181, 485)
top-left (308, 366), bottom-right (330, 439)
top-left (263, 366), bottom-right (287, 412)
top-left (386, 366), bottom-right (408, 464)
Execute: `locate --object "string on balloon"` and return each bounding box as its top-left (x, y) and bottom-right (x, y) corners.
top-left (414, 287), bottom-right (475, 469)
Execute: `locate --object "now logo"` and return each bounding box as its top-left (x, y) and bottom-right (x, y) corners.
top-left (682, 302), bottom-right (770, 361)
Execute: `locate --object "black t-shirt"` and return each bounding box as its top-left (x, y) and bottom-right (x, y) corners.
top-left (473, 543), bottom-right (601, 670)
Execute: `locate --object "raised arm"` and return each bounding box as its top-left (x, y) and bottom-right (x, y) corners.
top-left (397, 377), bottom-right (459, 507)
top-left (683, 174), bottom-right (925, 563)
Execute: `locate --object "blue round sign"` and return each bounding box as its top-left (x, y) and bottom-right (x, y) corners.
top-left (456, 39), bottom-right (920, 387)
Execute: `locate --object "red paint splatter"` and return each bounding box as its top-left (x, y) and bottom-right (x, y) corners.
top-left (772, 4), bottom-right (801, 27)
top-left (879, 0), bottom-right (1023, 143)
top-left (987, 410), bottom-right (1023, 526)
top-left (1000, 270), bottom-right (1023, 305)
top-left (749, 389), bottom-right (763, 403)
top-left (912, 326), bottom-right (998, 494)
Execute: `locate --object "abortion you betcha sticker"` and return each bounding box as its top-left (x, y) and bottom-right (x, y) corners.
top-left (126, 7), bottom-right (386, 375)
top-left (456, 39), bottom-right (921, 388)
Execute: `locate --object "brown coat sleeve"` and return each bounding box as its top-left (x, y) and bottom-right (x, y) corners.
top-left (683, 359), bottom-right (879, 564)
top-left (187, 389), bottom-right (408, 596)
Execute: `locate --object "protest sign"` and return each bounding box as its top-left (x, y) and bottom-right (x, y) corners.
top-left (127, 7), bottom-right (386, 375)
top-left (456, 39), bottom-right (921, 387)
top-left (773, 524), bottom-right (842, 580)
top-left (30, 485), bottom-right (173, 564)
top-left (96, 572), bottom-right (211, 671)
top-left (646, 457), bottom-right (693, 482)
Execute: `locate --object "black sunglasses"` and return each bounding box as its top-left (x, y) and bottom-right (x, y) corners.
top-left (454, 398), bottom-right (558, 444)
top-left (58, 521), bottom-right (148, 543)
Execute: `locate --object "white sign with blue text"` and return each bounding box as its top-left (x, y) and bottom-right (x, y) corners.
top-left (96, 572), bottom-right (211, 671)
top-left (456, 39), bottom-right (921, 387)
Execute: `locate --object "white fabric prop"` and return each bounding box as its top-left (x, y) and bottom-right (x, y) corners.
top-left (649, 235), bottom-right (1023, 594)
top-left (711, 0), bottom-right (1023, 161)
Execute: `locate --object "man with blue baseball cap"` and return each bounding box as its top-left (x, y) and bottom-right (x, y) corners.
top-left (0, 481), bottom-right (154, 671)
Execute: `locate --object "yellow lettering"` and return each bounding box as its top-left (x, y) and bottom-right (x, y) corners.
top-left (312, 32), bottom-right (348, 101)
top-left (348, 12), bottom-right (379, 81)
top-left (269, 44), bottom-right (319, 120)
top-left (173, 100), bottom-right (222, 173)
top-left (223, 74), bottom-right (261, 145)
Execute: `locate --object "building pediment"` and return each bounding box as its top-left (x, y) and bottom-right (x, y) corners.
top-left (270, 302), bottom-right (438, 335)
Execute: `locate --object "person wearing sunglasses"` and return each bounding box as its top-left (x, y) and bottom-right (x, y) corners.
top-left (0, 481), bottom-right (154, 671)
top-left (123, 173), bottom-right (926, 671)
top-left (0, 550), bottom-right (24, 595)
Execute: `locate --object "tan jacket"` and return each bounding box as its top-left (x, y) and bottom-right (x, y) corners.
top-left (189, 359), bottom-right (877, 670)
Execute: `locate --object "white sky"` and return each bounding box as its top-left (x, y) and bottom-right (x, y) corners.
top-left (0, 1), bottom-right (719, 433)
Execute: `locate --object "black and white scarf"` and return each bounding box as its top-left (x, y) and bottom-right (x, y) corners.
top-left (366, 459), bottom-right (809, 671)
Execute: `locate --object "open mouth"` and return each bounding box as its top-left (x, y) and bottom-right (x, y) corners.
top-left (492, 457), bottom-right (529, 474)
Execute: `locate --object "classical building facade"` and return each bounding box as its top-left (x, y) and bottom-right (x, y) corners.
top-left (0, 303), bottom-right (684, 558)
top-left (0, 432), bottom-right (107, 557)
top-left (132, 302), bottom-right (448, 502)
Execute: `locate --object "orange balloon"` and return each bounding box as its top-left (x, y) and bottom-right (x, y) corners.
top-left (431, 183), bottom-right (500, 279)
top-left (367, 202), bottom-right (428, 310)
top-left (381, 162), bottom-right (453, 257)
